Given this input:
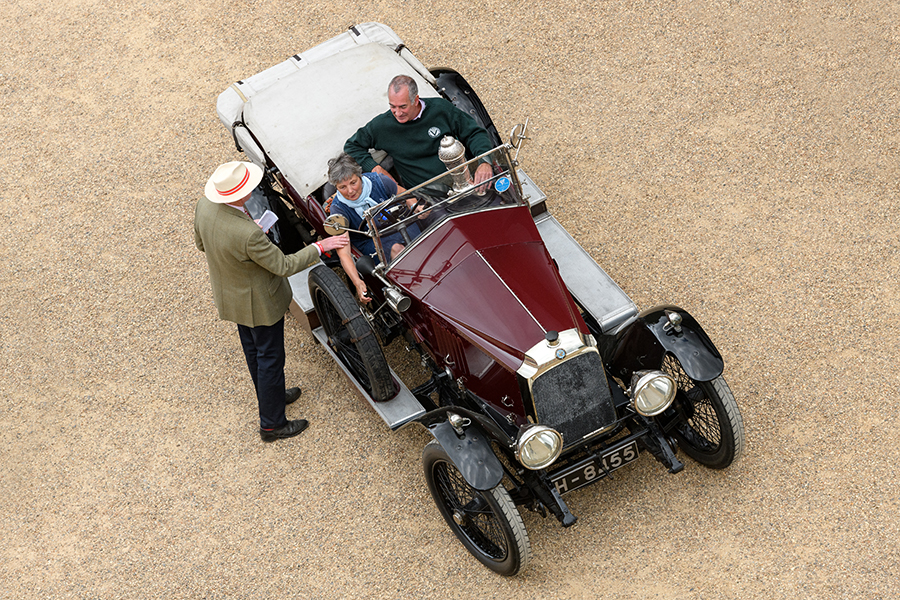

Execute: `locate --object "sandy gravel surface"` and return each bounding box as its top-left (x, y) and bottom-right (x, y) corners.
top-left (2, 1), bottom-right (898, 598)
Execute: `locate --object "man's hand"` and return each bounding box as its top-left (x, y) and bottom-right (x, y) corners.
top-left (474, 162), bottom-right (493, 186)
top-left (473, 162), bottom-right (494, 195)
top-left (372, 164), bottom-right (400, 186)
top-left (318, 232), bottom-right (350, 252)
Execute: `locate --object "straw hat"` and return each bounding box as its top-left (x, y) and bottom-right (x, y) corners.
top-left (204, 161), bottom-right (263, 203)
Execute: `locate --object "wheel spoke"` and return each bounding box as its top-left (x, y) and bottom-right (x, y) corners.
top-left (310, 266), bottom-right (395, 403)
top-left (434, 461), bottom-right (507, 560)
top-left (467, 515), bottom-right (506, 553)
top-left (437, 468), bottom-right (468, 510)
top-left (329, 338), bottom-right (370, 381)
top-left (436, 460), bottom-right (474, 510)
top-left (423, 440), bottom-right (531, 575)
top-left (664, 355), bottom-right (722, 453)
top-left (686, 398), bottom-right (721, 442)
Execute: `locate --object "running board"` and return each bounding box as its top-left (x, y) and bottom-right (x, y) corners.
top-left (533, 212), bottom-right (638, 334)
top-left (311, 326), bottom-right (426, 430)
top-left (518, 168), bottom-right (638, 334)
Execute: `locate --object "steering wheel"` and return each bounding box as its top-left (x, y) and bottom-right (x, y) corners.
top-left (400, 192), bottom-right (432, 219)
top-left (374, 203), bottom-right (403, 227)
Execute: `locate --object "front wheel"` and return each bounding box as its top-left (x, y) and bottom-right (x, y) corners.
top-left (422, 441), bottom-right (531, 576)
top-left (662, 355), bottom-right (745, 469)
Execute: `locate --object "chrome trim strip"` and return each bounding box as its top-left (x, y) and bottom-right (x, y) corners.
top-left (385, 204), bottom-right (522, 273)
top-left (519, 343), bottom-right (599, 381)
top-left (476, 250), bottom-right (545, 333)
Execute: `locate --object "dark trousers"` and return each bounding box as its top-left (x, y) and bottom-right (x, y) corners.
top-left (237, 318), bottom-right (287, 430)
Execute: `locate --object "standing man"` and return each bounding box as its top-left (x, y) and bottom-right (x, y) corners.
top-left (194, 161), bottom-right (349, 442)
top-left (344, 74), bottom-right (495, 188)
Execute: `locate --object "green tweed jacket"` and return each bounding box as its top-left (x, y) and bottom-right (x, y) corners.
top-left (194, 197), bottom-right (320, 327)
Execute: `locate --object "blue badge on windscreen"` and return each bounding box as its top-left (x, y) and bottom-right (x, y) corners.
top-left (494, 177), bottom-right (511, 193)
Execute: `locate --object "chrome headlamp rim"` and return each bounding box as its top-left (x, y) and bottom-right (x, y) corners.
top-left (515, 424), bottom-right (563, 470)
top-left (629, 370), bottom-right (677, 417)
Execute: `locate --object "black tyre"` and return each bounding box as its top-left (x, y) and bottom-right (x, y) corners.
top-left (662, 354), bottom-right (745, 469)
top-left (308, 265), bottom-right (395, 402)
top-left (422, 440), bottom-right (531, 576)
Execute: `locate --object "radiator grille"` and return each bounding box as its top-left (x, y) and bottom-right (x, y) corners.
top-left (531, 351), bottom-right (617, 447)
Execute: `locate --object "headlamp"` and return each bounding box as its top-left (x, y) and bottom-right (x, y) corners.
top-left (629, 370), bottom-right (676, 416)
top-left (515, 425), bottom-right (563, 470)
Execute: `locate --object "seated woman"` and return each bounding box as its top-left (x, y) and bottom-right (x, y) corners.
top-left (327, 152), bottom-right (407, 303)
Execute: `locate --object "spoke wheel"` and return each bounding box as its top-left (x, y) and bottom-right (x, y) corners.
top-left (422, 441), bottom-right (530, 576)
top-left (662, 354), bottom-right (745, 469)
top-left (308, 265), bottom-right (395, 402)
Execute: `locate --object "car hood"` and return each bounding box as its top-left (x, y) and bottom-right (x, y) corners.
top-left (389, 206), bottom-right (585, 371)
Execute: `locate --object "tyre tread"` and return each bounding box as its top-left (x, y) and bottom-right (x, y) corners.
top-left (308, 266), bottom-right (394, 401)
top-left (709, 376), bottom-right (745, 463)
top-left (487, 483), bottom-right (532, 574)
top-left (422, 440), bottom-right (531, 576)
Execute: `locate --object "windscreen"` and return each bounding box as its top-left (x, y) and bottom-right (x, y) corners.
top-left (362, 146), bottom-right (525, 264)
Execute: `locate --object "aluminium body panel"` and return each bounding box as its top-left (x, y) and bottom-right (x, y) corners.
top-left (534, 211), bottom-right (638, 334)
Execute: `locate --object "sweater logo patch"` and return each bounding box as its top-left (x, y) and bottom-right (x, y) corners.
top-left (427, 126), bottom-right (442, 138)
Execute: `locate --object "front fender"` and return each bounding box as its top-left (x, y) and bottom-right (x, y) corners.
top-left (427, 420), bottom-right (504, 491)
top-left (607, 305), bottom-right (724, 382)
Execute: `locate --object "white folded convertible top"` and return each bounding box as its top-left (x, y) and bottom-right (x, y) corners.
top-left (216, 22), bottom-right (439, 197)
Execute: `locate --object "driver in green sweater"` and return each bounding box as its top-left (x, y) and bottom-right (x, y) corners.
top-left (344, 75), bottom-right (495, 189)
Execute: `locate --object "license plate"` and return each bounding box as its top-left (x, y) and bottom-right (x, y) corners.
top-left (551, 440), bottom-right (640, 495)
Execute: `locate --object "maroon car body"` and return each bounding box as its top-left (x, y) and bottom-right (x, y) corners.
top-left (216, 22), bottom-right (745, 576)
top-left (391, 205), bottom-right (584, 410)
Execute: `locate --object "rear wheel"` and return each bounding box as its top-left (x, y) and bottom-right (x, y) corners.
top-left (308, 265), bottom-right (395, 402)
top-left (422, 440), bottom-right (531, 576)
top-left (662, 355), bottom-right (744, 469)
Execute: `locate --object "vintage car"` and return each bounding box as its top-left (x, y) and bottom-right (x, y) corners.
top-left (215, 22), bottom-right (745, 575)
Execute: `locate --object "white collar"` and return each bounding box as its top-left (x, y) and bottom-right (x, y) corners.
top-left (413, 99), bottom-right (426, 120)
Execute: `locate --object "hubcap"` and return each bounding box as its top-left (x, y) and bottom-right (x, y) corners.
top-left (453, 509), bottom-right (467, 526)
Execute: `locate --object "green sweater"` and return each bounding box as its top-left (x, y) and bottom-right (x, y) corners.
top-left (344, 97), bottom-right (494, 188)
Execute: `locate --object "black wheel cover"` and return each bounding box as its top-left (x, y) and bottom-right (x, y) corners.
top-left (422, 441), bottom-right (530, 575)
top-left (663, 354), bottom-right (745, 469)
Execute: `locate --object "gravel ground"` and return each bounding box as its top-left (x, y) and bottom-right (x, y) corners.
top-left (2, 1), bottom-right (898, 598)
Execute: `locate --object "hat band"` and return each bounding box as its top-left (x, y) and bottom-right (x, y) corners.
top-left (218, 169), bottom-right (250, 196)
